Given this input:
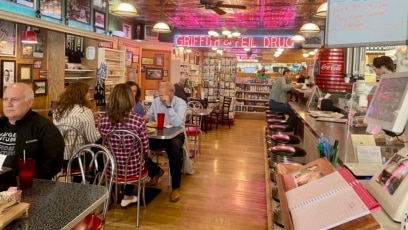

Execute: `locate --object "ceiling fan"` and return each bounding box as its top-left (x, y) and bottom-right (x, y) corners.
top-left (199, 0), bottom-right (247, 15)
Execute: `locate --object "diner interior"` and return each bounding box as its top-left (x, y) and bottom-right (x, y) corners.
top-left (1, 0), bottom-right (408, 229)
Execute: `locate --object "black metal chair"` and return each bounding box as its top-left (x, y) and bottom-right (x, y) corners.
top-left (210, 96), bottom-right (233, 129)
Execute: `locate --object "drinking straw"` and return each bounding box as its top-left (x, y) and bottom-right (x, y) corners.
top-left (23, 150), bottom-right (26, 162)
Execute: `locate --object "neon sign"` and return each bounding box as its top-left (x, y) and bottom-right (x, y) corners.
top-left (174, 35), bottom-right (294, 48)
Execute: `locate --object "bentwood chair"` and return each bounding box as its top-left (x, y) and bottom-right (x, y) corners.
top-left (103, 129), bottom-right (148, 228)
top-left (185, 101), bottom-right (204, 162)
top-left (66, 144), bottom-right (116, 230)
top-left (56, 124), bottom-right (90, 180)
top-left (210, 96), bottom-right (233, 129)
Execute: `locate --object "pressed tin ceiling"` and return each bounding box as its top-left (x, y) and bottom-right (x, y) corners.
top-left (123, 0), bottom-right (327, 30)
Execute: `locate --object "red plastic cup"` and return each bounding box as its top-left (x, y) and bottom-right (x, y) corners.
top-left (157, 113), bottom-right (165, 130)
top-left (18, 158), bottom-right (35, 189)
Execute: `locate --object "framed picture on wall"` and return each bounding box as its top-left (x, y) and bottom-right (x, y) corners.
top-left (163, 70), bottom-right (168, 77)
top-left (146, 68), bottom-right (163, 80)
top-left (16, 0), bottom-right (35, 8)
top-left (39, 70), bottom-right (48, 79)
top-left (22, 34), bottom-right (45, 58)
top-left (141, 57), bottom-right (154, 65)
top-left (66, 0), bottom-right (91, 24)
top-left (33, 79), bottom-right (47, 96)
top-left (94, 10), bottom-right (105, 29)
top-left (0, 20), bottom-right (17, 57)
top-left (17, 64), bottom-right (32, 82)
top-left (154, 54), bottom-right (164, 67)
top-left (122, 22), bottom-right (132, 39)
top-left (125, 51), bottom-right (133, 67)
top-left (33, 60), bottom-right (42, 69)
top-left (40, 0), bottom-right (62, 20)
top-left (1, 60), bottom-right (16, 95)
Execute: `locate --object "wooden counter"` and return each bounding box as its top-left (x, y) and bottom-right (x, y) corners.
top-left (288, 102), bottom-right (356, 164)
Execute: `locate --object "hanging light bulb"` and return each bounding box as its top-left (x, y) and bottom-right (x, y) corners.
top-left (152, 0), bottom-right (171, 33)
top-left (111, 2), bottom-right (138, 17)
top-left (314, 2), bottom-right (328, 18)
top-left (299, 22), bottom-right (320, 33)
top-left (21, 26), bottom-right (37, 44)
top-left (291, 34), bottom-right (305, 43)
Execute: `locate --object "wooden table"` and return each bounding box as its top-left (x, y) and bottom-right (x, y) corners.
top-left (5, 179), bottom-right (107, 230)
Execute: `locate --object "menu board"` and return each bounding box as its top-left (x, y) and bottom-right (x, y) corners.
top-left (326, 0), bottom-right (408, 48)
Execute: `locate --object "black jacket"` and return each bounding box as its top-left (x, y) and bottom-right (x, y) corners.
top-left (0, 110), bottom-right (65, 179)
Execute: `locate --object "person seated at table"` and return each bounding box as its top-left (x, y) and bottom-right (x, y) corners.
top-left (174, 77), bottom-right (191, 102)
top-left (145, 81), bottom-right (187, 202)
top-left (53, 82), bottom-right (102, 169)
top-left (98, 84), bottom-right (163, 207)
top-left (0, 83), bottom-right (64, 179)
top-left (269, 69), bottom-right (302, 135)
top-left (126, 81), bottom-right (145, 116)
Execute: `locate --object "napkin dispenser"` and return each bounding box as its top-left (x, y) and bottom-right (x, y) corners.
top-left (317, 98), bottom-right (333, 111)
top-left (0, 167), bottom-right (17, 191)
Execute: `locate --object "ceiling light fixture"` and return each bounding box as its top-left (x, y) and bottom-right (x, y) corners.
top-left (303, 53), bottom-right (310, 58)
top-left (314, 2), bottom-right (327, 18)
top-left (299, 0), bottom-right (320, 33)
top-left (152, 0), bottom-right (171, 33)
top-left (21, 26), bottom-right (37, 44)
top-left (110, 2), bottom-right (138, 17)
top-left (208, 29), bottom-right (241, 41)
top-left (291, 34), bottom-right (305, 43)
top-left (244, 47), bottom-right (251, 52)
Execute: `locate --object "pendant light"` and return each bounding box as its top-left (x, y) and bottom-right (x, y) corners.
top-left (21, 26), bottom-right (38, 44)
top-left (299, 0), bottom-right (320, 33)
top-left (152, 0), bottom-right (171, 33)
top-left (291, 34), bottom-right (305, 43)
top-left (314, 2), bottom-right (327, 18)
top-left (111, 2), bottom-right (138, 17)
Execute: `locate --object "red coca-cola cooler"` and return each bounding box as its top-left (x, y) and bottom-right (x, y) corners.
top-left (314, 48), bottom-right (352, 93)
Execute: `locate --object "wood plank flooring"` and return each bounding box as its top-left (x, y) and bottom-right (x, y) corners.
top-left (104, 118), bottom-right (268, 230)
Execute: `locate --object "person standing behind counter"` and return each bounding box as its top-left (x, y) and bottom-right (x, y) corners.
top-left (145, 82), bottom-right (186, 202)
top-left (0, 83), bottom-right (64, 179)
top-left (269, 70), bottom-right (301, 135)
top-left (372, 56), bottom-right (395, 81)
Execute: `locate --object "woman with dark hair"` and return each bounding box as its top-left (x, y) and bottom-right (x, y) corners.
top-left (53, 82), bottom-right (101, 167)
top-left (98, 83), bottom-right (163, 207)
top-left (125, 81), bottom-right (144, 116)
top-left (373, 56), bottom-right (395, 81)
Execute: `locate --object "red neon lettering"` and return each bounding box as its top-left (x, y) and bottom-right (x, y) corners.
top-left (264, 37), bottom-right (270, 47)
top-left (175, 36), bottom-right (183, 46)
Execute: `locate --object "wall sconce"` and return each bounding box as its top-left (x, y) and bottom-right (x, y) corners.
top-left (21, 26), bottom-right (38, 44)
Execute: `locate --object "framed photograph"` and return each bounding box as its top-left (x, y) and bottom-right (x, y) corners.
top-left (125, 51), bottom-right (133, 67)
top-left (39, 70), bottom-right (48, 79)
top-left (0, 20), bottom-right (17, 56)
top-left (22, 34), bottom-right (45, 58)
top-left (154, 54), bottom-right (164, 67)
top-left (302, 31), bottom-right (324, 48)
top-left (33, 60), bottom-right (42, 69)
top-left (18, 64), bottom-right (32, 82)
top-left (40, 0), bottom-right (62, 20)
top-left (122, 22), bottom-right (132, 39)
top-left (145, 89), bottom-right (159, 97)
top-left (33, 80), bottom-right (47, 96)
top-left (146, 68), bottom-right (163, 80)
top-left (94, 10), bottom-right (105, 29)
top-left (163, 70), bottom-right (168, 77)
top-left (141, 66), bottom-right (146, 73)
top-left (141, 57), bottom-right (154, 65)
top-left (66, 0), bottom-right (91, 24)
top-left (133, 55), bottom-right (139, 63)
top-left (1, 60), bottom-right (16, 90)
top-left (128, 68), bottom-right (137, 82)
top-left (16, 0), bottom-right (35, 8)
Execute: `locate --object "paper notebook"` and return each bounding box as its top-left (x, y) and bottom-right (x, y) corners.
top-left (286, 168), bottom-right (378, 230)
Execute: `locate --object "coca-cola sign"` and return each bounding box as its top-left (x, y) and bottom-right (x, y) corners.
top-left (320, 61), bottom-right (344, 75)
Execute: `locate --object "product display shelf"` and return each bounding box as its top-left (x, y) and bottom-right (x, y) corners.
top-left (235, 82), bottom-right (272, 114)
top-left (97, 48), bottom-right (126, 100)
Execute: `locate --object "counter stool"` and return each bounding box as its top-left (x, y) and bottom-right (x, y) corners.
top-left (271, 145), bottom-right (306, 164)
top-left (268, 124), bottom-right (293, 136)
top-left (266, 113), bottom-right (285, 120)
top-left (271, 133), bottom-right (301, 146)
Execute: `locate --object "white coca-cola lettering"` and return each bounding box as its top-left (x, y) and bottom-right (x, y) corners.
top-left (321, 63), bottom-right (342, 72)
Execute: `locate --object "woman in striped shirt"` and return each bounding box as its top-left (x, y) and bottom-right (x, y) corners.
top-left (53, 82), bottom-right (101, 167)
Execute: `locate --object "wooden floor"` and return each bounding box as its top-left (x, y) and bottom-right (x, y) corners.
top-left (105, 118), bottom-right (269, 230)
